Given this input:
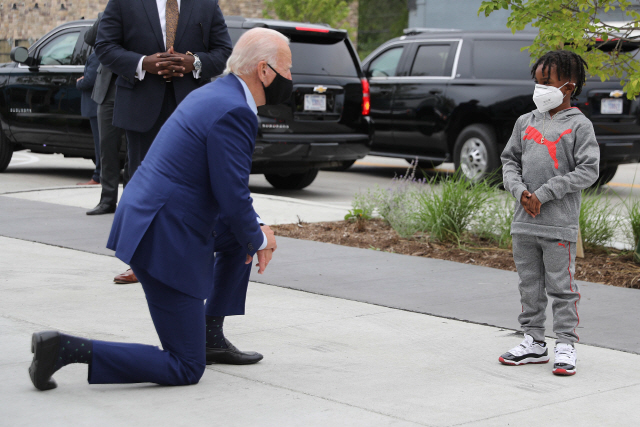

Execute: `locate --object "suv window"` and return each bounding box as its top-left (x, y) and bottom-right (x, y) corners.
top-left (38, 31), bottom-right (81, 66)
top-left (410, 43), bottom-right (455, 77)
top-left (289, 40), bottom-right (357, 77)
top-left (368, 46), bottom-right (404, 77)
top-left (227, 28), bottom-right (358, 77)
top-left (473, 40), bottom-right (532, 80)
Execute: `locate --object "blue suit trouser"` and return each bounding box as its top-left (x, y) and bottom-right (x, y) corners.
top-left (89, 221), bottom-right (252, 385)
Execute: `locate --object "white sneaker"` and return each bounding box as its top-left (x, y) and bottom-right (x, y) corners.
top-left (553, 343), bottom-right (577, 376)
top-left (499, 334), bottom-right (550, 365)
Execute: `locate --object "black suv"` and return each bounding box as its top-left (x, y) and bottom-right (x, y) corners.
top-left (0, 18), bottom-right (372, 189)
top-left (362, 29), bottom-right (640, 184)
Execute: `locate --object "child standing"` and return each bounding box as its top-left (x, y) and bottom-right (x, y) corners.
top-left (500, 50), bottom-right (600, 376)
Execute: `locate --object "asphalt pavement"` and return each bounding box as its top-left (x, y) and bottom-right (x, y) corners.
top-left (1, 184), bottom-right (640, 426)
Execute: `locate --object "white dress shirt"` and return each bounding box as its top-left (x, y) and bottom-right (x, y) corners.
top-left (136, 0), bottom-right (202, 80)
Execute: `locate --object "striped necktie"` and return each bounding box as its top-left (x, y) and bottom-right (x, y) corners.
top-left (165, 0), bottom-right (179, 50)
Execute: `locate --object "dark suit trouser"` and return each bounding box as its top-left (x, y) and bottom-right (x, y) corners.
top-left (88, 221), bottom-right (252, 385)
top-left (98, 83), bottom-right (126, 207)
top-left (126, 86), bottom-right (177, 179)
top-left (89, 117), bottom-right (101, 183)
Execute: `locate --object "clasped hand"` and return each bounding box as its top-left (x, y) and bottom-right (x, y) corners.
top-left (521, 190), bottom-right (541, 218)
top-left (142, 47), bottom-right (196, 79)
top-left (245, 225), bottom-right (277, 275)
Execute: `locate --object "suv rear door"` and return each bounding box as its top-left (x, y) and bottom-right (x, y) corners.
top-left (391, 40), bottom-right (460, 159)
top-left (7, 26), bottom-right (86, 151)
top-left (365, 44), bottom-right (408, 151)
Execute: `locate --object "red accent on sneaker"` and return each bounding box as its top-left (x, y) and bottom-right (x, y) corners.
top-left (553, 367), bottom-right (576, 376)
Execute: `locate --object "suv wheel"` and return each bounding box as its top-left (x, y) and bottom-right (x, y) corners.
top-left (453, 124), bottom-right (500, 182)
top-left (592, 165), bottom-right (618, 188)
top-left (0, 130), bottom-right (14, 172)
top-left (265, 169), bottom-right (319, 190)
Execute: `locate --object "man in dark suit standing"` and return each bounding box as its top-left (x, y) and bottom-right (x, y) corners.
top-left (83, 13), bottom-right (128, 217)
top-left (28, 28), bottom-right (291, 390)
top-left (95, 0), bottom-right (233, 283)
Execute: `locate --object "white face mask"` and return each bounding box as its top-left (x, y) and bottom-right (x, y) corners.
top-left (532, 81), bottom-right (571, 113)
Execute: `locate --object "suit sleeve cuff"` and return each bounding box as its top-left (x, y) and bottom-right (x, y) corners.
top-left (136, 56), bottom-right (146, 81)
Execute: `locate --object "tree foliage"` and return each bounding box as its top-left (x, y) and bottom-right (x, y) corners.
top-left (358, 0), bottom-right (408, 59)
top-left (263, 0), bottom-right (353, 35)
top-left (479, 0), bottom-right (640, 98)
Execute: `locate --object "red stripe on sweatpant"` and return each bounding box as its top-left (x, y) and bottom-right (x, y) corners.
top-left (566, 242), bottom-right (580, 341)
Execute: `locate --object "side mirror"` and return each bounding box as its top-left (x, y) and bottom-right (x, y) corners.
top-left (10, 46), bottom-right (32, 65)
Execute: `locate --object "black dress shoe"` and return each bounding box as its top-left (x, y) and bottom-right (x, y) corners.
top-left (206, 339), bottom-right (263, 365)
top-left (29, 331), bottom-right (61, 391)
top-left (86, 203), bottom-right (116, 216)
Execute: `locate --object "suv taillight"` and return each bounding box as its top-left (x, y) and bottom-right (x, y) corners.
top-left (361, 78), bottom-right (370, 116)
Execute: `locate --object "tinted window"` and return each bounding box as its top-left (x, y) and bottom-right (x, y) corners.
top-left (38, 32), bottom-right (80, 66)
top-left (410, 44), bottom-right (453, 77)
top-left (473, 40), bottom-right (532, 80)
top-left (227, 28), bottom-right (358, 77)
top-left (368, 46), bottom-right (404, 77)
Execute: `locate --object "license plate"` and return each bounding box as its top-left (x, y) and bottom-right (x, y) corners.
top-left (601, 98), bottom-right (623, 114)
top-left (304, 94), bottom-right (326, 111)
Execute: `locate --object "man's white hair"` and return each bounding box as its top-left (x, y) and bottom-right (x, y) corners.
top-left (224, 28), bottom-right (290, 76)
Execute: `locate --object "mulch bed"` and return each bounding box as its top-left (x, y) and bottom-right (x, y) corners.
top-left (272, 219), bottom-right (640, 289)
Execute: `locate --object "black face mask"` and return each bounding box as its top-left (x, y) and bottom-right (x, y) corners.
top-left (262, 64), bottom-right (293, 105)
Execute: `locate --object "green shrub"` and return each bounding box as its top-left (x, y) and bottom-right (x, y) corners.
top-left (415, 171), bottom-right (498, 243)
top-left (579, 189), bottom-right (621, 249)
top-left (624, 198), bottom-right (640, 248)
top-left (473, 193), bottom-right (515, 248)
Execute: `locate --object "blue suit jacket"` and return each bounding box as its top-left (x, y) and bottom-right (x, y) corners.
top-left (94, 0), bottom-right (232, 133)
top-left (76, 52), bottom-right (99, 118)
top-left (107, 75), bottom-right (264, 299)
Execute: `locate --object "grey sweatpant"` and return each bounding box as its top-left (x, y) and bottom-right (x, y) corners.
top-left (512, 234), bottom-right (581, 344)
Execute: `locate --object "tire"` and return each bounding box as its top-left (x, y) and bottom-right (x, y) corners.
top-left (592, 165), bottom-right (618, 188)
top-left (264, 169), bottom-right (319, 190)
top-left (453, 124), bottom-right (501, 182)
top-left (322, 160), bottom-right (356, 172)
top-left (405, 158), bottom-right (444, 169)
top-left (0, 130), bottom-right (14, 172)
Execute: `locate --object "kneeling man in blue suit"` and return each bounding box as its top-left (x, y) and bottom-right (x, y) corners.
top-left (28, 28), bottom-right (293, 390)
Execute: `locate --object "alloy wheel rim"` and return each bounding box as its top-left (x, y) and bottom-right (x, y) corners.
top-left (459, 137), bottom-right (488, 181)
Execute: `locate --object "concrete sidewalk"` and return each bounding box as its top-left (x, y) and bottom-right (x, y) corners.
top-left (1, 187), bottom-right (640, 426)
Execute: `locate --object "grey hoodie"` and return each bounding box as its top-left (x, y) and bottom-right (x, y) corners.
top-left (501, 108), bottom-right (600, 242)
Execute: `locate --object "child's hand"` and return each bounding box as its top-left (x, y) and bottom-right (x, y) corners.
top-left (520, 191), bottom-right (536, 217)
top-left (526, 193), bottom-right (542, 217)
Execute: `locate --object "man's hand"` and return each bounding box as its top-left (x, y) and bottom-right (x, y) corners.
top-left (244, 225), bottom-right (278, 274)
top-left (154, 47), bottom-right (195, 79)
top-left (76, 76), bottom-right (84, 82)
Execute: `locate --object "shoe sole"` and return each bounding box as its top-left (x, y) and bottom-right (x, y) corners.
top-left (29, 333), bottom-right (58, 391)
top-left (553, 368), bottom-right (576, 376)
top-left (499, 355), bottom-right (550, 366)
top-left (113, 280), bottom-right (139, 284)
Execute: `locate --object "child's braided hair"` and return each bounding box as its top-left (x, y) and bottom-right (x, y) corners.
top-left (530, 50), bottom-right (588, 99)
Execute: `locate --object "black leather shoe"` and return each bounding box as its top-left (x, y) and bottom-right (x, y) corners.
top-left (86, 204), bottom-right (116, 215)
top-left (29, 331), bottom-right (61, 391)
top-left (206, 339), bottom-right (263, 365)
